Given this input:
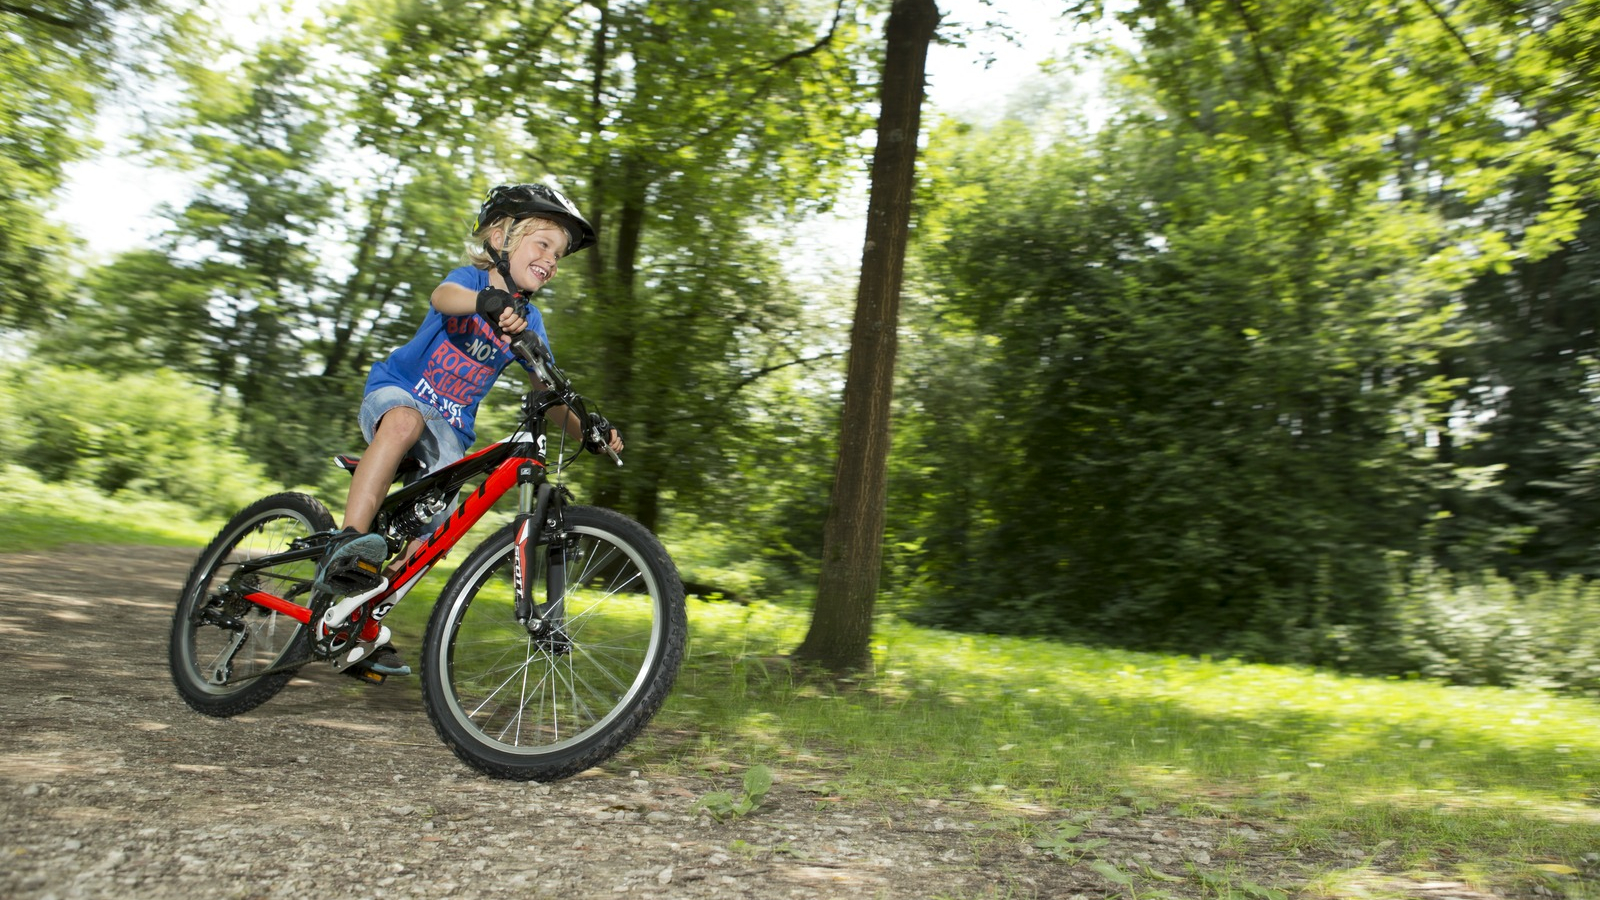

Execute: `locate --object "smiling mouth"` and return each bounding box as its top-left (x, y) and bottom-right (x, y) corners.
top-left (529, 265), bottom-right (551, 281)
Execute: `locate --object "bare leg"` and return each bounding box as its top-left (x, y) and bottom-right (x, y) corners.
top-left (385, 538), bottom-right (430, 582)
top-left (343, 407), bottom-right (426, 533)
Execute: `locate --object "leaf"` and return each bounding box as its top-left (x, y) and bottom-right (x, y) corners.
top-left (1243, 883), bottom-right (1289, 900)
top-left (743, 764), bottom-right (773, 801)
top-left (691, 791), bottom-right (737, 821)
top-left (1535, 864), bottom-right (1580, 876)
top-left (1091, 860), bottom-right (1135, 886)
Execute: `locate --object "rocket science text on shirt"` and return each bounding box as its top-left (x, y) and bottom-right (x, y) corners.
top-left (412, 315), bottom-right (511, 430)
top-left (363, 266), bottom-right (549, 449)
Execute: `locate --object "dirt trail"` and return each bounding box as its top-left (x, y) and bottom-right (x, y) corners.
top-left (0, 546), bottom-right (1510, 899)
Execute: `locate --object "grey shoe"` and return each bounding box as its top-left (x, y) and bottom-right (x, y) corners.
top-left (313, 529), bottom-right (388, 596)
top-left (365, 644), bottom-right (411, 677)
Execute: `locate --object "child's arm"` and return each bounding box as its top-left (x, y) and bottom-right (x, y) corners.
top-left (431, 281), bottom-right (527, 334)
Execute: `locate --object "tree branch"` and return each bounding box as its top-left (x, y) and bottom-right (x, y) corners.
top-left (757, 0), bottom-right (849, 72)
top-left (729, 350), bottom-right (846, 395)
top-left (663, 0), bottom-right (852, 157)
top-left (0, 1), bottom-right (81, 30)
top-left (1414, 0), bottom-right (1488, 70)
top-left (1222, 0), bottom-right (1306, 154)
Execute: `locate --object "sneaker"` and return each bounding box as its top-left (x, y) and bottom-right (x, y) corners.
top-left (313, 528), bottom-right (388, 596)
top-left (365, 644), bottom-right (411, 677)
top-left (343, 645), bottom-right (411, 684)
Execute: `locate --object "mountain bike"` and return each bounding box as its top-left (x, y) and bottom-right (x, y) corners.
top-left (167, 323), bottom-right (687, 782)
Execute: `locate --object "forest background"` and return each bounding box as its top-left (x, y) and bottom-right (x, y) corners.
top-left (6, 0), bottom-right (1600, 693)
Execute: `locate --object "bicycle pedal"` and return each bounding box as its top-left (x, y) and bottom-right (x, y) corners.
top-left (342, 666), bottom-right (386, 685)
top-left (320, 556), bottom-right (384, 595)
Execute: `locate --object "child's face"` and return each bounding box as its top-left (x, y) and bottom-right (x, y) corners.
top-left (502, 222), bottom-right (570, 292)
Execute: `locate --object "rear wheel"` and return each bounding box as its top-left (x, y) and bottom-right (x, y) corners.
top-left (421, 505), bottom-right (686, 781)
top-left (169, 492), bottom-right (332, 716)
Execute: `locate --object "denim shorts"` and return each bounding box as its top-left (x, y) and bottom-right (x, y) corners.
top-left (359, 386), bottom-right (466, 473)
top-left (359, 387), bottom-right (465, 530)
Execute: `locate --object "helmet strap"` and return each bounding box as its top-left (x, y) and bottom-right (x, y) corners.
top-left (485, 232), bottom-right (528, 297)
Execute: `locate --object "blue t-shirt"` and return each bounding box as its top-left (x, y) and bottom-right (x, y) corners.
top-left (364, 266), bottom-right (552, 449)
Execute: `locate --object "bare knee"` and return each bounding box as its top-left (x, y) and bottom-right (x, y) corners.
top-left (372, 407), bottom-right (427, 447)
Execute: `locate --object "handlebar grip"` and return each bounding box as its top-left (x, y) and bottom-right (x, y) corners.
top-left (476, 287), bottom-right (515, 322)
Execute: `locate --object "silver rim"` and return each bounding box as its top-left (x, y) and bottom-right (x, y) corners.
top-left (440, 523), bottom-right (665, 755)
top-left (181, 510), bottom-right (315, 693)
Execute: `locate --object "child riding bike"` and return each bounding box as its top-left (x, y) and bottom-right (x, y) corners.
top-left (315, 181), bottom-right (624, 679)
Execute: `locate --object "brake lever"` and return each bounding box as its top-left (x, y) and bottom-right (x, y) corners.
top-left (588, 422), bottom-right (623, 466)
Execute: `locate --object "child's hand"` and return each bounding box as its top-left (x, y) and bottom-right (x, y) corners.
top-left (584, 413), bottom-right (624, 456)
top-left (475, 287), bottom-right (527, 335)
top-left (496, 307), bottom-right (527, 335)
top-left (475, 286), bottom-right (513, 318)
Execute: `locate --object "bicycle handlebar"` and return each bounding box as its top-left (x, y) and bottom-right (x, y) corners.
top-left (490, 312), bottom-right (623, 467)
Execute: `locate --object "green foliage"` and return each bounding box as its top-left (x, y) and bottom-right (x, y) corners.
top-left (0, 1), bottom-right (202, 323)
top-left (691, 763), bottom-right (774, 821)
top-left (1386, 565), bottom-right (1600, 693)
top-left (887, 0), bottom-right (1600, 661)
top-left (36, 23), bottom-right (524, 486)
top-left (2, 2), bottom-right (114, 322)
top-left (0, 361), bottom-right (276, 517)
top-left (899, 107), bottom-right (1460, 659)
top-left (0, 464), bottom-right (217, 550)
top-left (1095, 0), bottom-right (1600, 592)
top-left (1439, 208), bottom-right (1600, 575)
top-left (1031, 818), bottom-right (1109, 862)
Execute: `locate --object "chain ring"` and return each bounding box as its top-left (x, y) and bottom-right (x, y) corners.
top-left (306, 593), bottom-right (345, 659)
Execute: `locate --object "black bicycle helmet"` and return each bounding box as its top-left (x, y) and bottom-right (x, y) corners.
top-left (476, 182), bottom-right (597, 256)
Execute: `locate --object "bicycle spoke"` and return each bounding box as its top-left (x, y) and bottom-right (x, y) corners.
top-left (423, 507), bottom-right (685, 779)
top-left (170, 493), bottom-right (331, 717)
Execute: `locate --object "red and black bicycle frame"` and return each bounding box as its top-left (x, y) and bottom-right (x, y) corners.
top-left (231, 390), bottom-right (570, 647)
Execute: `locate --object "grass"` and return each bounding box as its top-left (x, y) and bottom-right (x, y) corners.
top-left (9, 487), bottom-right (1600, 896)
top-left (636, 600), bottom-right (1600, 894)
top-left (0, 467), bottom-right (221, 550)
top-left (654, 600), bottom-right (1600, 809)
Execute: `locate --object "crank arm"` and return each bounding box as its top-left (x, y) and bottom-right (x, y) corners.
top-left (327, 625), bottom-right (393, 672)
top-left (318, 579), bottom-right (390, 635)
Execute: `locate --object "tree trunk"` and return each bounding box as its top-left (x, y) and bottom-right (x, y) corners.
top-left (793, 0), bottom-right (941, 673)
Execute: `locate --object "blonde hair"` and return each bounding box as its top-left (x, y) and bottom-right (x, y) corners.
top-left (465, 215), bottom-right (569, 269)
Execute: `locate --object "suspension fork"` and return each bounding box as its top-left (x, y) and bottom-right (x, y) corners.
top-left (513, 468), bottom-right (561, 627)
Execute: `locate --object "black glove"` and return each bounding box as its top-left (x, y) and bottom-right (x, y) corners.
top-left (584, 413), bottom-right (617, 455)
top-left (475, 287), bottom-right (515, 326)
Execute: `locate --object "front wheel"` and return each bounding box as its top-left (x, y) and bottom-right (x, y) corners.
top-left (170, 492), bottom-right (332, 716)
top-left (421, 505), bottom-right (687, 781)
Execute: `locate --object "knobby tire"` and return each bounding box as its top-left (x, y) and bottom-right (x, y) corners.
top-left (169, 492), bottom-right (333, 717)
top-left (420, 505), bottom-right (687, 781)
